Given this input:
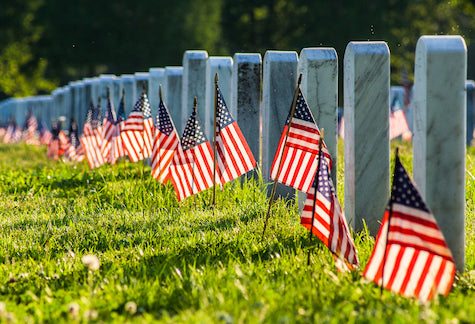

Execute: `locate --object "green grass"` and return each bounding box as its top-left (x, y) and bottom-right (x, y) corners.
top-left (0, 142), bottom-right (473, 323)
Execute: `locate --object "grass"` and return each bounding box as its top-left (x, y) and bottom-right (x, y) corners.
top-left (0, 141), bottom-right (473, 323)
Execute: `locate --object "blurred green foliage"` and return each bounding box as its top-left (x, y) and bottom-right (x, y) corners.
top-left (1, 0), bottom-right (475, 99)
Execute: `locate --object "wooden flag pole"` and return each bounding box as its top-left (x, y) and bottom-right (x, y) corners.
top-left (380, 147), bottom-right (398, 297)
top-left (307, 129), bottom-right (324, 266)
top-left (261, 73), bottom-right (303, 240)
top-left (141, 83), bottom-right (146, 218)
top-left (157, 84), bottom-right (163, 183)
top-left (192, 97), bottom-right (198, 207)
top-left (212, 73), bottom-right (218, 211)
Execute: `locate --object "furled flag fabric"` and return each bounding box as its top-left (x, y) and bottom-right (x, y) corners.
top-left (58, 129), bottom-right (70, 157)
top-left (47, 120), bottom-right (60, 160)
top-left (25, 112), bottom-right (39, 145)
top-left (121, 92), bottom-right (153, 163)
top-left (110, 92), bottom-right (126, 164)
top-left (301, 154), bottom-right (359, 271)
top-left (151, 99), bottom-right (179, 184)
top-left (63, 119), bottom-right (78, 161)
top-left (389, 97), bottom-right (411, 141)
top-left (170, 108), bottom-right (214, 201)
top-left (214, 85), bottom-right (256, 185)
top-left (271, 88), bottom-right (332, 193)
top-left (81, 102), bottom-right (105, 169)
top-left (363, 153), bottom-right (455, 302)
top-left (101, 93), bottom-right (116, 162)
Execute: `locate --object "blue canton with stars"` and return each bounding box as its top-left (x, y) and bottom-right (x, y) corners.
top-left (156, 101), bottom-right (174, 136)
top-left (92, 99), bottom-right (102, 128)
top-left (70, 119), bottom-right (79, 148)
top-left (285, 89), bottom-right (316, 125)
top-left (314, 157), bottom-right (334, 200)
top-left (116, 95), bottom-right (125, 124)
top-left (105, 97), bottom-right (117, 124)
top-left (390, 155), bottom-right (429, 212)
top-left (181, 110), bottom-right (208, 151)
top-left (132, 92), bottom-right (152, 119)
top-left (216, 86), bottom-right (235, 130)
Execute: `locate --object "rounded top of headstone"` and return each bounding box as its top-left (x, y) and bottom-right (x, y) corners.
top-left (466, 80), bottom-right (475, 88)
top-left (149, 68), bottom-right (165, 77)
top-left (233, 53), bottom-right (262, 64)
top-left (264, 50), bottom-right (298, 62)
top-left (208, 57), bottom-right (233, 67)
top-left (134, 72), bottom-right (149, 80)
top-left (300, 48), bottom-right (337, 61)
top-left (417, 35), bottom-right (466, 53)
top-left (183, 50), bottom-right (208, 60)
top-left (165, 66), bottom-right (184, 75)
top-left (345, 41), bottom-right (389, 56)
top-left (99, 74), bottom-right (118, 81)
top-left (120, 74), bottom-right (135, 81)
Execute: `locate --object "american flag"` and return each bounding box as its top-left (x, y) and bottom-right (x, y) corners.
top-left (110, 91), bottom-right (126, 164)
top-left (402, 67), bottom-right (411, 108)
top-left (47, 120), bottom-right (60, 160)
top-left (121, 91), bottom-right (153, 163)
top-left (58, 129), bottom-right (70, 157)
top-left (80, 101), bottom-right (105, 169)
top-left (3, 119), bottom-right (15, 144)
top-left (214, 85), bottom-right (256, 185)
top-left (364, 153), bottom-right (455, 302)
top-left (151, 99), bottom-right (179, 184)
top-left (100, 91), bottom-right (116, 162)
top-left (25, 113), bottom-right (39, 145)
top-left (39, 120), bottom-right (53, 145)
top-left (63, 119), bottom-right (78, 161)
top-left (270, 88), bottom-right (332, 193)
top-left (389, 97), bottom-right (411, 141)
top-left (170, 107), bottom-right (214, 201)
top-left (301, 154), bottom-right (359, 271)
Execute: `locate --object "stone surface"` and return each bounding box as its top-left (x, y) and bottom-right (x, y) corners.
top-left (232, 53), bottom-right (262, 166)
top-left (205, 56), bottom-right (233, 140)
top-left (413, 35), bottom-right (466, 272)
top-left (298, 48), bottom-right (338, 185)
top-left (149, 68), bottom-right (165, 118)
top-left (71, 81), bottom-right (87, 131)
top-left (100, 74), bottom-right (120, 112)
top-left (344, 41), bottom-right (390, 234)
top-left (119, 74), bottom-right (136, 116)
top-left (164, 66), bottom-right (183, 133)
top-left (182, 50), bottom-right (208, 135)
top-left (466, 80), bottom-right (474, 146)
top-left (134, 72), bottom-right (149, 102)
top-left (262, 50), bottom-right (299, 199)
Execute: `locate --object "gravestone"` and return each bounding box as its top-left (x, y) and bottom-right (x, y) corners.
top-left (262, 50), bottom-right (299, 199)
top-left (182, 50), bottom-right (208, 134)
top-left (120, 74), bottom-right (136, 116)
top-left (205, 56), bottom-right (233, 140)
top-left (298, 48), bottom-right (338, 185)
top-left (37, 95), bottom-right (53, 129)
top-left (149, 68), bottom-right (165, 118)
top-left (466, 80), bottom-right (474, 146)
top-left (134, 72), bottom-right (149, 101)
top-left (63, 86), bottom-right (72, 129)
top-left (72, 81), bottom-right (86, 132)
top-left (100, 74), bottom-right (120, 111)
top-left (344, 41), bottom-right (390, 234)
top-left (164, 67), bottom-right (183, 134)
top-left (413, 35), bottom-right (466, 272)
top-left (232, 53), bottom-right (262, 166)
top-left (91, 77), bottom-right (101, 109)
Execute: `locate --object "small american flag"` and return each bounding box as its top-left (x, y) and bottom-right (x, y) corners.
top-left (271, 88), bottom-right (332, 193)
top-left (63, 119), bottom-right (79, 161)
top-left (3, 119), bottom-right (15, 144)
top-left (81, 101), bottom-right (105, 169)
top-left (151, 99), bottom-right (179, 184)
top-left (170, 107), bottom-right (214, 201)
top-left (214, 85), bottom-right (255, 185)
top-left (39, 120), bottom-right (52, 145)
top-left (122, 91), bottom-right (153, 163)
top-left (110, 91), bottom-right (126, 164)
top-left (58, 129), bottom-right (70, 157)
top-left (301, 154), bottom-right (359, 271)
top-left (101, 92), bottom-right (117, 162)
top-left (364, 153), bottom-right (455, 302)
top-left (389, 97), bottom-right (411, 141)
top-left (25, 112), bottom-right (39, 145)
top-left (47, 120), bottom-right (60, 160)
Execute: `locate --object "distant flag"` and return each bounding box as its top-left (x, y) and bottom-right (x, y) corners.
top-left (214, 84), bottom-right (255, 185)
top-left (271, 88), bottom-right (332, 193)
top-left (47, 120), bottom-right (60, 160)
top-left (0, 128), bottom-right (5, 139)
top-left (151, 93), bottom-right (179, 184)
top-left (81, 101), bottom-right (105, 169)
top-left (63, 118), bottom-right (78, 161)
top-left (402, 67), bottom-right (411, 108)
top-left (3, 119), bottom-right (16, 144)
top-left (101, 89), bottom-right (116, 162)
top-left (39, 120), bottom-right (53, 145)
top-left (58, 129), bottom-right (70, 157)
top-left (364, 151), bottom-right (455, 302)
top-left (110, 90), bottom-right (126, 164)
top-left (301, 151), bottom-right (359, 271)
top-left (389, 97), bottom-right (411, 141)
top-left (25, 111), bottom-right (39, 145)
top-left (170, 102), bottom-right (214, 201)
top-left (121, 91), bottom-right (153, 163)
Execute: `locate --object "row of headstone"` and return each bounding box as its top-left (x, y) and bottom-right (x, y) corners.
top-left (0, 36), bottom-right (468, 273)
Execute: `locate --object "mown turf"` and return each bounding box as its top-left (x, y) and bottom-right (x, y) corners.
top-left (0, 142), bottom-right (473, 323)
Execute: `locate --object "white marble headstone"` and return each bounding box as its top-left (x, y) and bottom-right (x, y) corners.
top-left (164, 66), bottom-right (183, 134)
top-left (119, 74), bottom-right (136, 116)
top-left (149, 68), bottom-right (165, 118)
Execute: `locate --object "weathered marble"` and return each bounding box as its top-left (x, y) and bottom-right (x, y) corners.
top-left (262, 50), bottom-right (299, 199)
top-left (148, 68), bottom-right (165, 118)
top-left (205, 56), bottom-right (233, 140)
top-left (232, 53), bottom-right (262, 166)
top-left (119, 74), bottom-right (136, 116)
top-left (100, 74), bottom-right (120, 111)
top-left (182, 50), bottom-right (208, 134)
top-left (344, 41), bottom-right (390, 234)
top-left (298, 48), bottom-right (338, 185)
top-left (72, 81), bottom-right (87, 131)
top-left (164, 66), bottom-right (183, 133)
top-left (413, 35), bottom-right (466, 272)
top-left (91, 77), bottom-right (101, 109)
top-left (466, 80), bottom-right (474, 146)
top-left (134, 72), bottom-right (149, 101)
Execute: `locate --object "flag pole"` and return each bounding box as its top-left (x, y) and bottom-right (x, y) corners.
top-left (380, 147), bottom-right (398, 297)
top-left (158, 84), bottom-right (163, 183)
top-left (192, 97), bottom-right (198, 207)
top-left (141, 83), bottom-right (146, 218)
top-left (307, 128), bottom-right (324, 266)
top-left (212, 73), bottom-right (218, 211)
top-left (261, 73), bottom-right (302, 240)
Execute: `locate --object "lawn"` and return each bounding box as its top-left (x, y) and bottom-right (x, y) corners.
top-left (0, 141), bottom-right (473, 323)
